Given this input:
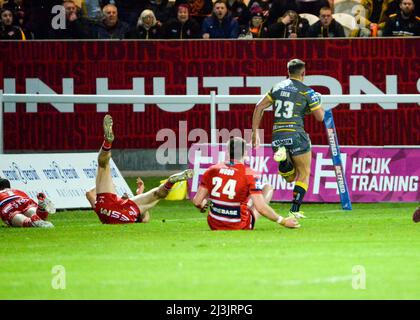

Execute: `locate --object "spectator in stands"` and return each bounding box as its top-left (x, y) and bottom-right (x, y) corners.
top-left (238, 4), bottom-right (267, 38)
top-left (93, 3), bottom-right (129, 39)
top-left (307, 6), bottom-right (346, 37)
top-left (260, 0), bottom-right (297, 27)
top-left (102, 0), bottom-right (146, 28)
top-left (126, 9), bottom-right (161, 39)
top-left (227, 0), bottom-right (251, 27)
top-left (146, 0), bottom-right (171, 25)
top-left (162, 4), bottom-right (200, 39)
top-left (0, 8), bottom-right (26, 39)
top-left (174, 0), bottom-right (213, 26)
top-left (202, 0), bottom-right (239, 39)
top-left (262, 9), bottom-right (309, 38)
top-left (248, 0), bottom-right (273, 15)
top-left (3, 1), bottom-right (34, 39)
top-left (383, 0), bottom-right (419, 36)
top-left (49, 0), bottom-right (93, 39)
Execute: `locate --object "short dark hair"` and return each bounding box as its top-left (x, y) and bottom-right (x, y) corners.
top-left (320, 6), bottom-right (332, 13)
top-left (0, 178), bottom-right (11, 190)
top-left (287, 58), bottom-right (305, 75)
top-left (214, 0), bottom-right (227, 7)
top-left (227, 137), bottom-right (246, 161)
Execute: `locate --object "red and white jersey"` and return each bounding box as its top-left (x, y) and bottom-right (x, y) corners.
top-left (200, 161), bottom-right (262, 229)
top-left (0, 188), bottom-right (31, 209)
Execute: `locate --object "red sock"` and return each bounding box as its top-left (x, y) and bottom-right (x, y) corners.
top-left (102, 141), bottom-right (112, 151)
top-left (164, 181), bottom-right (174, 190)
top-left (37, 209), bottom-right (48, 220)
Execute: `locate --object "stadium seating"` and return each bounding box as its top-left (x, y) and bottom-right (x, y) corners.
top-left (333, 13), bottom-right (360, 37)
top-left (333, 0), bottom-right (363, 15)
top-left (299, 13), bottom-right (319, 26)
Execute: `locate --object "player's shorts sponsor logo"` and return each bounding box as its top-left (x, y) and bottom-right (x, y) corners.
top-left (272, 138), bottom-right (293, 147)
top-left (210, 204), bottom-right (240, 219)
top-left (100, 207), bottom-right (121, 218)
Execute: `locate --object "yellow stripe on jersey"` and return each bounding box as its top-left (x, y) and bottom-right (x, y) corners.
top-left (274, 121), bottom-right (296, 124)
top-left (266, 93), bottom-right (274, 103)
top-left (310, 104), bottom-right (321, 111)
top-left (299, 91), bottom-right (309, 95)
top-left (309, 101), bottom-right (318, 106)
top-left (273, 129), bottom-right (296, 132)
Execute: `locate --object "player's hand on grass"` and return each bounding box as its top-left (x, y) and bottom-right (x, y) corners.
top-left (281, 217), bottom-right (300, 228)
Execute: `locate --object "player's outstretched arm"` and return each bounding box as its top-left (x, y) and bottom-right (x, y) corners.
top-left (252, 95), bottom-right (273, 148)
top-left (192, 186), bottom-right (210, 213)
top-left (251, 193), bottom-right (300, 228)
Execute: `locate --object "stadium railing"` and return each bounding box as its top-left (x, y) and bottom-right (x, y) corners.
top-left (0, 90), bottom-right (419, 153)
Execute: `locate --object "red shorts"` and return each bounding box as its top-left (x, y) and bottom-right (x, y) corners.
top-left (95, 193), bottom-right (141, 224)
top-left (0, 197), bottom-right (37, 226)
top-left (207, 208), bottom-right (255, 231)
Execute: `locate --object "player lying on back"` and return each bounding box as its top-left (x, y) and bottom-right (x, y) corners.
top-left (0, 178), bottom-right (55, 228)
top-left (92, 114), bottom-right (193, 224)
top-left (192, 137), bottom-right (299, 230)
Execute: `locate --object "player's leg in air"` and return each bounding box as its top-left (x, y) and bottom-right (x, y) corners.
top-left (248, 184), bottom-right (274, 220)
top-left (93, 115), bottom-right (193, 224)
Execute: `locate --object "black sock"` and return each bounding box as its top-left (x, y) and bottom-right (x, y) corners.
top-left (291, 182), bottom-right (308, 212)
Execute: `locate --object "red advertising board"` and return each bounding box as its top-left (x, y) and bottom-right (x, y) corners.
top-left (1, 39), bottom-right (419, 151)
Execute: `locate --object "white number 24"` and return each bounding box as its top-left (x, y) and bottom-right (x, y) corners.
top-left (274, 101), bottom-right (294, 119)
top-left (211, 177), bottom-right (237, 200)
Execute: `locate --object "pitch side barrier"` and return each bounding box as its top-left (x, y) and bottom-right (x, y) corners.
top-left (1, 91), bottom-right (419, 209)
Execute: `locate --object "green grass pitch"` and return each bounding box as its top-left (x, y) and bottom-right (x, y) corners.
top-left (0, 177), bottom-right (419, 300)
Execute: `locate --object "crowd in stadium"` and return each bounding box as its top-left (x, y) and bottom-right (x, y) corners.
top-left (0, 0), bottom-right (419, 40)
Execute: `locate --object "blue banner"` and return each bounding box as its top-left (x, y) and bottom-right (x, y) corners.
top-left (324, 110), bottom-right (353, 210)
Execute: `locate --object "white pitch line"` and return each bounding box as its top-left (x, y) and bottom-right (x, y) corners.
top-left (161, 217), bottom-right (205, 222)
top-left (257, 275), bottom-right (354, 287)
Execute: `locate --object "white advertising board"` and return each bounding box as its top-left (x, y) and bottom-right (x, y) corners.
top-left (0, 153), bottom-right (133, 209)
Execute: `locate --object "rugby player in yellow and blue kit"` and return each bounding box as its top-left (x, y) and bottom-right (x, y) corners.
top-left (252, 59), bottom-right (325, 219)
